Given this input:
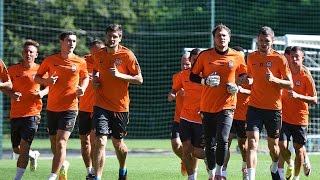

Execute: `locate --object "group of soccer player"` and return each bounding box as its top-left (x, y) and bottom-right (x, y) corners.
top-left (168, 24), bottom-right (316, 180)
top-left (1, 24), bottom-right (143, 180)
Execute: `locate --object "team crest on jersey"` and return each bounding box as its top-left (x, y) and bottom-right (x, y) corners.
top-left (295, 80), bottom-right (301, 87)
top-left (266, 61), bottom-right (272, 68)
top-left (228, 60), bottom-right (234, 68)
top-left (71, 64), bottom-right (77, 72)
top-left (114, 58), bottom-right (122, 66)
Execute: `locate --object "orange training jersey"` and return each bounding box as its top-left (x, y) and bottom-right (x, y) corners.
top-left (0, 60), bottom-right (10, 83)
top-left (247, 49), bottom-right (291, 110)
top-left (191, 48), bottom-right (247, 113)
top-left (282, 68), bottom-right (316, 125)
top-left (8, 63), bottom-right (42, 118)
top-left (234, 84), bottom-right (251, 121)
top-left (173, 70), bottom-right (202, 123)
top-left (79, 54), bottom-right (95, 112)
top-left (37, 53), bottom-right (88, 112)
top-left (172, 72), bottom-right (184, 123)
top-left (92, 45), bottom-right (141, 112)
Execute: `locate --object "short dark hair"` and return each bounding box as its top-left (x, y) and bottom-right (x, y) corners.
top-left (59, 31), bottom-right (76, 41)
top-left (284, 46), bottom-right (292, 55)
top-left (89, 39), bottom-right (104, 48)
top-left (212, 23), bottom-right (231, 37)
top-left (24, 39), bottom-right (39, 48)
top-left (190, 48), bottom-right (201, 56)
top-left (290, 46), bottom-right (304, 55)
top-left (105, 24), bottom-right (123, 37)
top-left (258, 26), bottom-right (274, 38)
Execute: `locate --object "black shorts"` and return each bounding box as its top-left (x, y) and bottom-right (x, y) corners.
top-left (246, 106), bottom-right (281, 139)
top-left (230, 119), bottom-right (247, 138)
top-left (93, 106), bottom-right (129, 139)
top-left (179, 119), bottom-right (204, 148)
top-left (10, 116), bottom-right (39, 148)
top-left (280, 121), bottom-right (307, 145)
top-left (171, 121), bottom-right (180, 139)
top-left (47, 110), bottom-right (77, 135)
top-left (78, 111), bottom-right (94, 135)
top-left (202, 109), bottom-right (234, 139)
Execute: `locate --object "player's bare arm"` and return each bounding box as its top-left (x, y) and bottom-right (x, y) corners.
top-left (92, 69), bottom-right (100, 89)
top-left (265, 68), bottom-right (293, 89)
top-left (238, 85), bottom-right (251, 94)
top-left (167, 89), bottom-right (177, 102)
top-left (1, 89), bottom-right (21, 101)
top-left (0, 79), bottom-right (12, 89)
top-left (287, 90), bottom-right (317, 104)
top-left (34, 72), bottom-right (58, 86)
top-left (76, 75), bottom-right (89, 96)
top-left (35, 86), bottom-right (49, 98)
top-left (109, 66), bottom-right (143, 85)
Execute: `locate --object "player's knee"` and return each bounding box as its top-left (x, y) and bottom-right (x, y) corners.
top-left (268, 144), bottom-right (277, 153)
top-left (171, 144), bottom-right (182, 153)
top-left (239, 143), bottom-right (247, 152)
top-left (95, 136), bottom-right (107, 147)
top-left (171, 138), bottom-right (182, 149)
top-left (80, 138), bottom-right (90, 147)
top-left (294, 145), bottom-right (304, 156)
top-left (192, 148), bottom-right (205, 159)
top-left (278, 142), bottom-right (287, 152)
top-left (56, 139), bottom-right (68, 149)
top-left (182, 146), bottom-right (192, 156)
top-left (247, 138), bottom-right (258, 150)
top-left (13, 147), bottom-right (20, 154)
top-left (115, 143), bottom-right (128, 154)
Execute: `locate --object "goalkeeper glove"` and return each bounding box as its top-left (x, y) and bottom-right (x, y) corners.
top-left (201, 72), bottom-right (220, 87)
top-left (226, 83), bottom-right (239, 95)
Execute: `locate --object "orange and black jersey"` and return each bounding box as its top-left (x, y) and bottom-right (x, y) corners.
top-left (172, 70), bottom-right (202, 123)
top-left (37, 53), bottom-right (88, 111)
top-left (8, 63), bottom-right (43, 118)
top-left (247, 49), bottom-right (291, 110)
top-left (282, 67), bottom-right (316, 125)
top-left (92, 45), bottom-right (141, 112)
top-left (191, 48), bottom-right (247, 113)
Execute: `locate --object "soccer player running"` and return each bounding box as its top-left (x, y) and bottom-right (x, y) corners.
top-left (4, 40), bottom-right (47, 180)
top-left (279, 46), bottom-right (317, 180)
top-left (168, 48), bottom-right (203, 180)
top-left (34, 31), bottom-right (89, 180)
top-left (78, 39), bottom-right (105, 180)
top-left (277, 46), bottom-right (296, 180)
top-left (222, 46), bottom-right (250, 180)
top-left (92, 24), bottom-right (143, 180)
top-left (244, 26), bottom-right (293, 180)
top-left (167, 52), bottom-right (190, 176)
top-left (190, 24), bottom-right (247, 180)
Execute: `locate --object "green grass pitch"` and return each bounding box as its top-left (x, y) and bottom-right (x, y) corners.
top-left (0, 139), bottom-right (319, 180)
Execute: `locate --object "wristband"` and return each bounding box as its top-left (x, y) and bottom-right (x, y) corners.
top-left (201, 78), bottom-right (206, 85)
